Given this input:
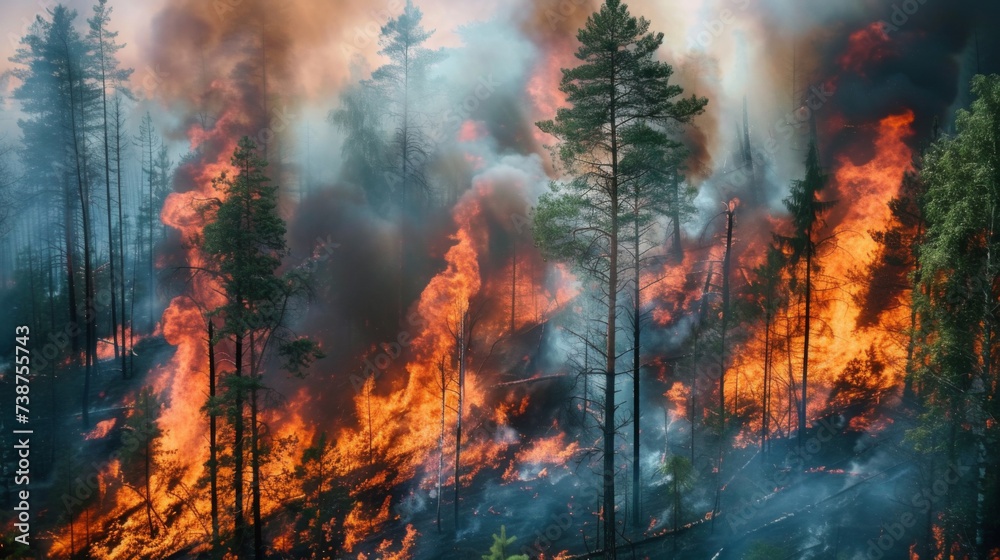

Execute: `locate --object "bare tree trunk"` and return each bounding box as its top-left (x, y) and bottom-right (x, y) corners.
top-left (631, 207), bottom-right (641, 528)
top-left (712, 208), bottom-right (734, 532)
top-left (250, 331), bottom-right (263, 560)
top-left (63, 184), bottom-right (80, 365)
top-left (761, 308), bottom-right (772, 458)
top-left (511, 243), bottom-right (517, 334)
top-left (799, 225), bottom-right (812, 449)
top-left (453, 309), bottom-right (466, 535)
top-left (719, 208), bottom-right (734, 426)
top-left (147, 128), bottom-right (155, 333)
top-left (97, 26), bottom-right (120, 365)
top-left (145, 396), bottom-right (155, 538)
top-left (251, 383), bottom-right (263, 559)
top-left (114, 95), bottom-right (128, 379)
top-left (690, 264), bottom-right (713, 466)
top-left (208, 320), bottom-right (220, 546)
top-left (65, 50), bottom-right (95, 428)
top-left (233, 328), bottom-right (246, 558)
top-left (129, 230), bottom-right (140, 381)
top-left (670, 171), bottom-right (683, 260)
top-left (437, 357), bottom-right (446, 533)
top-left (602, 75), bottom-right (621, 560)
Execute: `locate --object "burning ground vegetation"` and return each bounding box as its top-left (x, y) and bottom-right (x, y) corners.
top-left (1, 0), bottom-right (1000, 558)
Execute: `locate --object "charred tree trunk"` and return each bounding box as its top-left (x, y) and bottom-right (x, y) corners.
top-left (761, 308), bottom-right (772, 458)
top-left (799, 224), bottom-right (812, 449)
top-left (712, 207), bottom-right (734, 532)
top-left (147, 131), bottom-right (155, 333)
top-left (129, 231), bottom-right (140, 381)
top-left (114, 95), bottom-right (128, 379)
top-left (208, 319), bottom-right (220, 546)
top-left (437, 357), bottom-right (446, 533)
top-left (251, 383), bottom-right (262, 559)
top-left (453, 310), bottom-right (466, 535)
top-left (145, 398), bottom-right (155, 538)
top-left (63, 179), bottom-right (80, 366)
top-left (250, 332), bottom-right (263, 560)
top-left (631, 204), bottom-right (642, 528)
top-left (233, 328), bottom-right (246, 558)
top-left (65, 52), bottom-right (95, 428)
top-left (670, 171), bottom-right (683, 260)
top-left (601, 82), bottom-right (621, 560)
top-left (511, 242), bottom-right (517, 334)
top-left (97, 29), bottom-right (119, 366)
top-left (719, 208), bottom-right (734, 428)
top-left (689, 263), bottom-right (714, 466)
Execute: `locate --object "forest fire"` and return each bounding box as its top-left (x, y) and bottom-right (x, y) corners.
top-left (1, 0), bottom-right (1000, 559)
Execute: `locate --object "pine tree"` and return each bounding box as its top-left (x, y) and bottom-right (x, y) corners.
top-left (855, 165), bottom-right (926, 401)
top-left (11, 5), bottom-right (100, 427)
top-left (739, 245), bottom-right (787, 457)
top-left (533, 1), bottom-right (705, 553)
top-left (333, 0), bottom-right (443, 321)
top-left (366, 0), bottom-right (440, 207)
top-left (111, 92), bottom-right (130, 377)
top-left (202, 136), bottom-right (322, 558)
top-left (482, 526), bottom-right (529, 560)
top-left (295, 432), bottom-right (341, 557)
top-left (134, 112), bottom-right (160, 332)
top-left (621, 136), bottom-right (691, 526)
top-left (778, 141), bottom-right (834, 448)
top-left (204, 136), bottom-right (284, 558)
top-left (121, 386), bottom-right (163, 538)
top-left (660, 454), bottom-right (694, 552)
top-left (88, 0), bottom-right (133, 368)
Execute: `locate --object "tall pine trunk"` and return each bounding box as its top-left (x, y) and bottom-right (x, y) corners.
top-left (251, 378), bottom-right (263, 559)
top-left (603, 162), bottom-right (619, 559)
top-left (712, 208), bottom-right (734, 531)
top-left (631, 204), bottom-right (641, 528)
top-left (761, 307), bottom-right (772, 458)
top-left (208, 319), bottom-right (220, 546)
top-left (148, 131), bottom-right (155, 333)
top-left (453, 310), bottom-right (466, 535)
top-left (66, 55), bottom-right (94, 428)
top-left (437, 357), bottom-right (446, 533)
top-left (63, 178), bottom-right (81, 368)
top-left (799, 226), bottom-right (812, 449)
top-left (233, 328), bottom-right (246, 558)
top-left (670, 171), bottom-right (683, 260)
top-left (115, 96), bottom-right (128, 378)
top-left (145, 397), bottom-right (155, 537)
top-left (97, 29), bottom-right (119, 365)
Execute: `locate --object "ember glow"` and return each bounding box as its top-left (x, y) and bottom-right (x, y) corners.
top-left (1, 0), bottom-right (999, 559)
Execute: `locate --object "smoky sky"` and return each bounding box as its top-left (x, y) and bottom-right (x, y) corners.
top-left (818, 0), bottom-right (1000, 159)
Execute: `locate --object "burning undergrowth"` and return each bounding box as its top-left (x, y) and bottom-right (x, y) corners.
top-left (12, 0), bottom-right (1000, 558)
